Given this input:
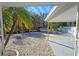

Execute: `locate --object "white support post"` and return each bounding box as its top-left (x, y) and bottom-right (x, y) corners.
top-left (0, 4), bottom-right (4, 56)
top-left (74, 5), bottom-right (78, 56)
top-left (47, 22), bottom-right (50, 41)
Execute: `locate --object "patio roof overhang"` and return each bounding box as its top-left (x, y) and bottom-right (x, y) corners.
top-left (0, 2), bottom-right (71, 7)
top-left (44, 4), bottom-right (78, 22)
top-left (0, 2), bottom-right (77, 23)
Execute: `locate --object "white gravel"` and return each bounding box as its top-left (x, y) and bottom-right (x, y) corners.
top-left (5, 33), bottom-right (53, 56)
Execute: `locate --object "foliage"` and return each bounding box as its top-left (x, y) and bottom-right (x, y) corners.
top-left (2, 7), bottom-right (33, 49)
top-left (48, 22), bottom-right (63, 31)
top-left (2, 7), bottom-right (33, 33)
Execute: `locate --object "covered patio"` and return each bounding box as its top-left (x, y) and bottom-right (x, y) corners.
top-left (45, 4), bottom-right (77, 56)
top-left (0, 2), bottom-right (78, 56)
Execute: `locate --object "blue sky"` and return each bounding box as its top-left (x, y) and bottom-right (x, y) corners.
top-left (25, 6), bottom-right (53, 15)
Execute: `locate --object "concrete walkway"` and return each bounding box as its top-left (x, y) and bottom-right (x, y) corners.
top-left (48, 33), bottom-right (75, 56)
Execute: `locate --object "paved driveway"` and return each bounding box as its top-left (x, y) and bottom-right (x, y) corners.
top-left (48, 33), bottom-right (75, 56)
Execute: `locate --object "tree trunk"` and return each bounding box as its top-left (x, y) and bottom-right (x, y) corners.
top-left (4, 15), bottom-right (18, 48)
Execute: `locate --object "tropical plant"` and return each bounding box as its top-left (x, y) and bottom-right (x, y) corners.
top-left (3, 7), bottom-right (33, 33)
top-left (49, 22), bottom-right (64, 31)
top-left (2, 7), bottom-right (33, 48)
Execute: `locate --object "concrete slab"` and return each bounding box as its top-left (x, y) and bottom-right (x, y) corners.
top-left (48, 33), bottom-right (75, 56)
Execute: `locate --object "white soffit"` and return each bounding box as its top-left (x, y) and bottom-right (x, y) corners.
top-left (45, 5), bottom-right (77, 22)
top-left (0, 2), bottom-right (68, 7)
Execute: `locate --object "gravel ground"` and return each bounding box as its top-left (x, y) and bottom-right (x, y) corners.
top-left (5, 32), bottom-right (53, 56)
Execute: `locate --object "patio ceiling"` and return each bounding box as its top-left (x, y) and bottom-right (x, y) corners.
top-left (0, 2), bottom-right (70, 7)
top-left (45, 4), bottom-right (77, 22)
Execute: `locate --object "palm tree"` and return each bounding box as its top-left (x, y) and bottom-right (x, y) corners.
top-left (2, 7), bottom-right (33, 48)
